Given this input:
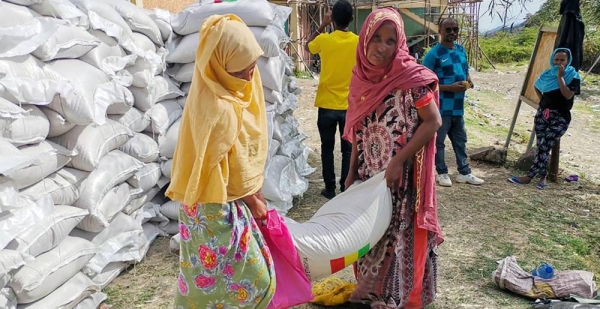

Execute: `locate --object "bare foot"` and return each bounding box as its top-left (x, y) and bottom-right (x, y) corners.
top-left (539, 177), bottom-right (547, 185)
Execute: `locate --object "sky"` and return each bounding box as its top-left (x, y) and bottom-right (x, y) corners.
top-left (478, 0), bottom-right (545, 32)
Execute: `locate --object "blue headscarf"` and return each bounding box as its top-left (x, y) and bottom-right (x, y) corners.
top-left (534, 48), bottom-right (580, 93)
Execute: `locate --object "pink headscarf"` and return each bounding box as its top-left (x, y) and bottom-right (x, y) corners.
top-left (345, 8), bottom-right (443, 244)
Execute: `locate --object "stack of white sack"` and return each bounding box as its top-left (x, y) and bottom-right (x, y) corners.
top-left (162, 1), bottom-right (314, 242)
top-left (0, 0), bottom-right (173, 307)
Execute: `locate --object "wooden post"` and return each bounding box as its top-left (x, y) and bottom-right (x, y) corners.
top-left (548, 141), bottom-right (560, 182)
top-left (290, 1), bottom-right (305, 72)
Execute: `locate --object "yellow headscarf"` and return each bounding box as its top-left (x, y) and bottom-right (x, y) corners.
top-left (166, 14), bottom-right (268, 206)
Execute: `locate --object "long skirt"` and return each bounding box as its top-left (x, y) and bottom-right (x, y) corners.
top-left (175, 201), bottom-right (276, 309)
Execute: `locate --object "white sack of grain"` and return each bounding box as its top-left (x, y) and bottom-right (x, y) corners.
top-left (144, 99), bottom-right (183, 136)
top-left (127, 163), bottom-right (161, 193)
top-left (0, 250), bottom-right (33, 288)
top-left (50, 119), bottom-right (133, 172)
top-left (0, 2), bottom-right (41, 28)
top-left (0, 104), bottom-right (49, 147)
top-left (20, 167), bottom-right (89, 206)
top-left (8, 236), bottom-right (98, 304)
top-left (31, 24), bottom-right (100, 61)
top-left (75, 150), bottom-right (143, 211)
top-left (39, 107), bottom-right (75, 138)
top-left (102, 0), bottom-right (162, 45)
top-left (77, 182), bottom-right (142, 233)
top-left (107, 107), bottom-right (150, 133)
top-left (158, 119), bottom-right (181, 159)
top-left (5, 205), bottom-right (88, 257)
top-left (29, 0), bottom-right (89, 28)
top-left (257, 55), bottom-right (284, 92)
top-left (171, 0), bottom-right (275, 36)
top-left (4, 140), bottom-right (75, 189)
top-left (119, 133), bottom-right (160, 163)
top-left (18, 272), bottom-right (100, 309)
top-left (0, 195), bottom-right (54, 249)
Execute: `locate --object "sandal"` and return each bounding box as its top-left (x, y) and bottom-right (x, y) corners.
top-left (565, 174), bottom-right (579, 182)
top-left (536, 182), bottom-right (548, 190)
top-left (508, 176), bottom-right (527, 184)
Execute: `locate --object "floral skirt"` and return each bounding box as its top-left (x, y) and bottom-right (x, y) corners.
top-left (175, 201), bottom-right (276, 309)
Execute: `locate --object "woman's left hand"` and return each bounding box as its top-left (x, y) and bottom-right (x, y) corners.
top-left (557, 64), bottom-right (565, 78)
top-left (384, 157), bottom-right (404, 193)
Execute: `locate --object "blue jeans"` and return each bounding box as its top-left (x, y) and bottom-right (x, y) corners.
top-left (435, 115), bottom-right (471, 175)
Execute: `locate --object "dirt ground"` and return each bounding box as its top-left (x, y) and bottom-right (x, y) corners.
top-left (103, 66), bottom-right (600, 309)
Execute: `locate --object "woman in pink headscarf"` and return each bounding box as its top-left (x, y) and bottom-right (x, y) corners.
top-left (343, 8), bottom-right (444, 309)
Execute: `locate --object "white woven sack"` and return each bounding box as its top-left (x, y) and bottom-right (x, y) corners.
top-left (88, 29), bottom-right (118, 46)
top-left (4, 140), bottom-right (75, 189)
top-left (39, 107), bottom-right (75, 138)
top-left (262, 155), bottom-right (307, 207)
top-left (17, 272), bottom-right (100, 309)
top-left (32, 24), bottom-right (100, 61)
top-left (8, 236), bottom-right (98, 304)
top-left (0, 104), bottom-right (49, 147)
top-left (77, 182), bottom-right (142, 233)
top-left (73, 291), bottom-right (107, 309)
top-left (0, 287), bottom-right (17, 309)
top-left (5, 206), bottom-right (88, 257)
top-left (0, 250), bottom-right (33, 288)
top-left (0, 2), bottom-right (40, 28)
top-left (20, 167), bottom-right (88, 206)
top-left (160, 200), bottom-right (179, 221)
top-left (119, 133), bottom-right (160, 163)
top-left (70, 0), bottom-right (133, 43)
top-left (130, 75), bottom-right (184, 112)
top-left (169, 233), bottom-right (180, 252)
top-left (44, 59), bottom-right (133, 125)
top-left (158, 119), bottom-right (181, 159)
top-left (257, 56), bottom-right (284, 92)
top-left (79, 42), bottom-right (126, 71)
top-left (286, 172), bottom-right (393, 282)
top-left (146, 8), bottom-right (172, 42)
top-left (70, 213), bottom-right (144, 276)
top-left (180, 82), bottom-right (191, 95)
top-left (160, 159), bottom-right (172, 178)
top-left (165, 33), bottom-right (196, 64)
top-left (160, 220), bottom-right (179, 235)
top-left (29, 0), bottom-right (89, 28)
top-left (75, 150), bottom-right (143, 211)
top-left (123, 186), bottom-right (161, 215)
top-left (0, 98), bottom-right (28, 129)
top-left (131, 32), bottom-right (156, 53)
top-left (131, 201), bottom-right (168, 227)
top-left (171, 0), bottom-right (274, 36)
top-left (50, 119), bottom-right (133, 172)
top-left (107, 107), bottom-right (150, 133)
top-left (4, 0), bottom-right (42, 5)
top-left (0, 195), bottom-right (54, 250)
top-left (90, 262), bottom-right (127, 289)
top-left (167, 62), bottom-right (195, 83)
top-left (249, 26), bottom-right (280, 58)
top-left (127, 163), bottom-right (161, 193)
top-left (144, 100), bottom-right (182, 136)
top-left (102, 0), bottom-right (162, 45)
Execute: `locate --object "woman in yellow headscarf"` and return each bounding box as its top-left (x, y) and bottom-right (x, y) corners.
top-left (166, 14), bottom-right (275, 309)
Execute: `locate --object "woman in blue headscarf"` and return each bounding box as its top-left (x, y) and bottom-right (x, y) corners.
top-left (509, 48), bottom-right (581, 189)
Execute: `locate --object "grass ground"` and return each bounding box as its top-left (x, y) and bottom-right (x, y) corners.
top-left (102, 65), bottom-right (600, 309)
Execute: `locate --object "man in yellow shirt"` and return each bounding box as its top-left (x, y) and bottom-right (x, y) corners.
top-left (306, 0), bottom-right (358, 199)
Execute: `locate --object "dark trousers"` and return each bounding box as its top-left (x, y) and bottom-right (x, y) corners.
top-left (527, 109), bottom-right (569, 179)
top-left (317, 108), bottom-right (351, 191)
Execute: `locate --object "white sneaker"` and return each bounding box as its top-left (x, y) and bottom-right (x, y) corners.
top-left (436, 174), bottom-right (453, 187)
top-left (456, 173), bottom-right (485, 185)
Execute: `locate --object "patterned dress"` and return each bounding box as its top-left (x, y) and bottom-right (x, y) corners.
top-left (349, 87), bottom-right (438, 309)
top-left (175, 201), bottom-right (275, 309)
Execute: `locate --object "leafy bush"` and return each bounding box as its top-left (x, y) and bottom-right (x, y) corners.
top-left (479, 27), bottom-right (538, 63)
